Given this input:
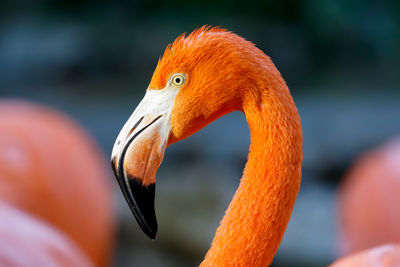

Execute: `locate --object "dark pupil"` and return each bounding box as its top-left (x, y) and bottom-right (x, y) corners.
top-left (175, 78), bottom-right (181, 84)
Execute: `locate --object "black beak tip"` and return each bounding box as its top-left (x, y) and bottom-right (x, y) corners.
top-left (141, 224), bottom-right (157, 240)
top-left (125, 176), bottom-right (158, 240)
top-left (112, 154), bottom-right (158, 239)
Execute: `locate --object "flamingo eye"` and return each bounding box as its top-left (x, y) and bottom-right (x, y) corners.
top-left (171, 74), bottom-right (186, 87)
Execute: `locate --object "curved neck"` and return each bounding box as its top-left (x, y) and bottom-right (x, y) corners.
top-left (200, 79), bottom-right (302, 266)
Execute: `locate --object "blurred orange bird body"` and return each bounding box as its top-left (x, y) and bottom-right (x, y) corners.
top-left (338, 138), bottom-right (400, 255)
top-left (330, 244), bottom-right (400, 267)
top-left (0, 200), bottom-right (94, 267)
top-left (0, 100), bottom-right (114, 267)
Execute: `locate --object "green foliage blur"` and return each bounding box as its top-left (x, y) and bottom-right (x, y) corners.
top-left (1, 0), bottom-right (399, 97)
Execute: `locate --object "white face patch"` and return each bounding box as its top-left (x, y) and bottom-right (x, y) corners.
top-left (112, 85), bottom-right (179, 161)
top-left (111, 74), bottom-right (184, 185)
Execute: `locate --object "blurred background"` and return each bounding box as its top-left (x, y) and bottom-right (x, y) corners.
top-left (1, 0), bottom-right (400, 266)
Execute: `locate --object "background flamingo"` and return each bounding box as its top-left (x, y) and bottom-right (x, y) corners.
top-left (0, 100), bottom-right (115, 267)
top-left (330, 244), bottom-right (400, 267)
top-left (325, 137), bottom-right (400, 266)
top-left (0, 200), bottom-right (94, 267)
top-left (337, 137), bottom-right (400, 255)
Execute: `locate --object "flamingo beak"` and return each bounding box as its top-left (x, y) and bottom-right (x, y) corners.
top-left (111, 87), bottom-right (178, 239)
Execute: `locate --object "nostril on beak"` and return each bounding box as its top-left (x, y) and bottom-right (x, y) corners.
top-left (128, 116), bottom-right (144, 137)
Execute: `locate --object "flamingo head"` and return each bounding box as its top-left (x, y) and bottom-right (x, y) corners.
top-left (111, 26), bottom-right (261, 239)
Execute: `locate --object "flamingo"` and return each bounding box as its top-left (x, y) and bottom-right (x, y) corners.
top-left (111, 26), bottom-right (302, 266)
top-left (330, 244), bottom-right (400, 267)
top-left (0, 100), bottom-right (114, 267)
top-left (338, 138), bottom-right (400, 256)
top-left (0, 200), bottom-right (94, 267)
top-left (328, 138), bottom-right (400, 266)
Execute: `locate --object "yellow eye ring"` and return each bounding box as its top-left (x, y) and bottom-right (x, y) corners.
top-left (171, 74), bottom-right (186, 87)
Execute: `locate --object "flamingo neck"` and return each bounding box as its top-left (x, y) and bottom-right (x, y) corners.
top-left (200, 79), bottom-right (302, 266)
